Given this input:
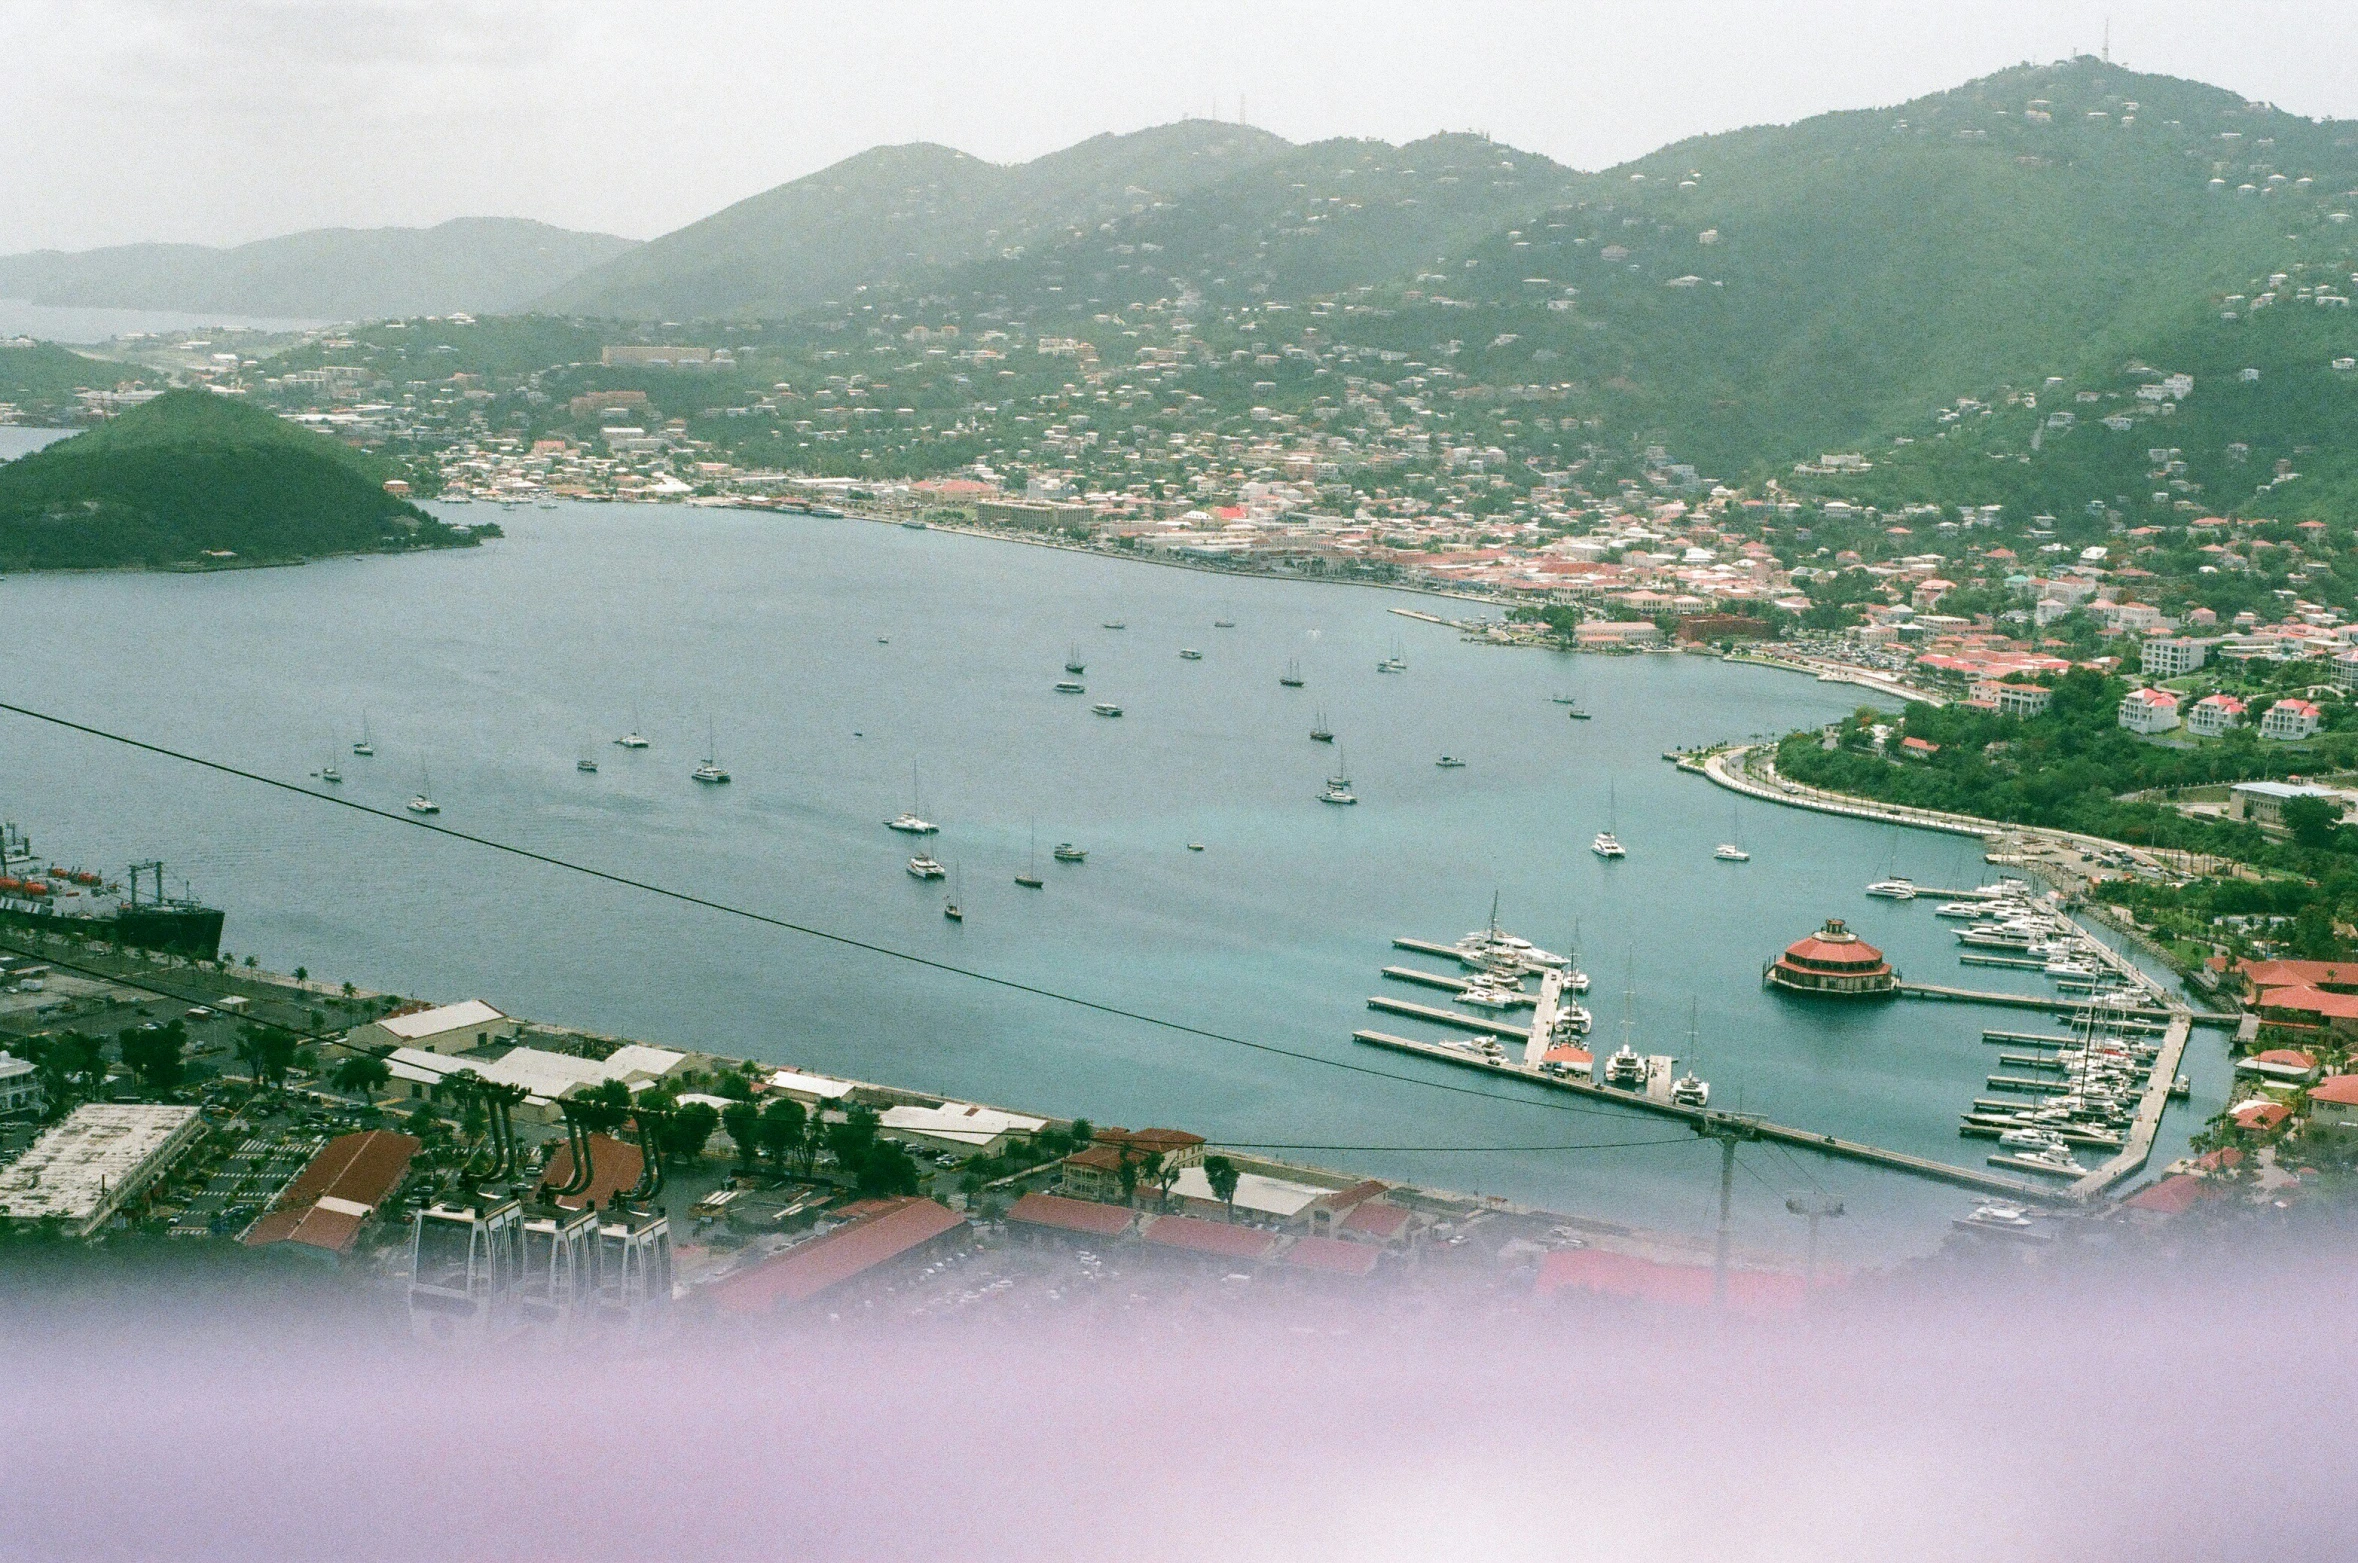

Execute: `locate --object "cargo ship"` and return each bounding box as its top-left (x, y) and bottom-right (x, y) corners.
top-left (0, 821), bottom-right (226, 960)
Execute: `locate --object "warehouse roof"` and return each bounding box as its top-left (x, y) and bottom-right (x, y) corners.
top-left (710, 1198), bottom-right (964, 1313)
top-left (0, 1104), bottom-right (201, 1226)
top-left (376, 999), bottom-right (506, 1040)
top-left (244, 1130), bottom-right (420, 1254)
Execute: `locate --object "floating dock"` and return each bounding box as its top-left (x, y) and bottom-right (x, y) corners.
top-left (1381, 966), bottom-right (1536, 1008)
top-left (1899, 983), bottom-right (2185, 1027)
top-left (1958, 952), bottom-right (2050, 972)
top-left (2065, 1012), bottom-right (2193, 1200)
top-left (1392, 936), bottom-right (1474, 964)
top-left (1350, 1029), bottom-right (2055, 1200)
top-left (1364, 996), bottom-right (1531, 1041)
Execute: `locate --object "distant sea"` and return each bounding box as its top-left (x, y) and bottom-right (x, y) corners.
top-left (0, 299), bottom-right (328, 344)
top-left (0, 503), bottom-right (2228, 1262)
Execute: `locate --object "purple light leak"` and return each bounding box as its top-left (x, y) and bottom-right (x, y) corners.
top-left (3, 1246), bottom-right (2352, 1562)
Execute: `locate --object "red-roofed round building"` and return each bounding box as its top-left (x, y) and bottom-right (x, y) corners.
top-left (1763, 918), bottom-right (1899, 998)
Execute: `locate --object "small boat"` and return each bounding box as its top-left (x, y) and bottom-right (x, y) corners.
top-left (1179, 648), bottom-right (1203, 661)
top-left (353, 714), bottom-right (375, 757)
top-left (1864, 877), bottom-right (1917, 899)
top-left (577, 758), bottom-right (598, 774)
top-left (878, 636), bottom-right (891, 643)
top-left (1714, 843), bottom-right (1750, 862)
top-left (887, 813), bottom-right (937, 835)
top-left (944, 863), bottom-right (963, 921)
top-left (1591, 832), bottom-right (1625, 859)
top-left (1091, 702), bottom-right (1123, 717)
top-left (901, 519), bottom-right (927, 530)
top-left (1102, 621), bottom-right (1126, 630)
top-left (1065, 646), bottom-right (1086, 675)
top-left (1670, 1071), bottom-right (1710, 1109)
top-left (1564, 704), bottom-right (1591, 721)
top-left (907, 855), bottom-right (946, 880)
top-left (1436, 755), bottom-right (1466, 769)
top-left (1214, 618), bottom-right (1236, 629)
top-left (1310, 711), bottom-right (1334, 743)
top-left (1052, 843), bottom-right (1087, 863)
top-left (1055, 680), bottom-right (1086, 694)
top-left (1457, 983), bottom-right (1518, 1010)
top-left (1186, 842), bottom-right (1206, 852)
top-left (1280, 659), bottom-right (1305, 688)
top-left (1603, 1045), bottom-right (1646, 1089)
top-left (1550, 693), bottom-right (1582, 706)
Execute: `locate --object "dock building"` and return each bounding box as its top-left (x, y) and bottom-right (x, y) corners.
top-left (1763, 919), bottom-right (1900, 997)
top-left (242, 1129), bottom-right (419, 1258)
top-left (0, 1103), bottom-right (203, 1236)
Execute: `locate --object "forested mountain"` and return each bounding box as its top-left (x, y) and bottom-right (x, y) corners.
top-left (0, 218), bottom-right (639, 320)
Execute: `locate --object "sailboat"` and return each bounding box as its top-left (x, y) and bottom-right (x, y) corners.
top-left (1715, 804), bottom-right (1750, 862)
top-left (1064, 645), bottom-right (1086, 675)
top-left (614, 706), bottom-right (651, 749)
top-left (1669, 1000), bottom-right (1711, 1107)
top-left (1591, 781), bottom-right (1626, 858)
top-left (352, 714), bottom-right (375, 757)
top-left (1320, 747), bottom-right (1358, 805)
top-left (691, 722), bottom-right (730, 784)
top-left (405, 768), bottom-right (440, 815)
top-left (943, 863), bottom-right (964, 921)
top-left (315, 732), bottom-right (344, 785)
top-left (1015, 820), bottom-right (1045, 888)
top-left (887, 763), bottom-right (938, 834)
top-left (1280, 658), bottom-right (1305, 688)
top-left (1310, 710), bottom-right (1334, 742)
top-left (1376, 640), bottom-right (1407, 674)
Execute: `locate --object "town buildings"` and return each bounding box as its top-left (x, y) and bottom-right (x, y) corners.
top-left (2118, 687), bottom-right (2180, 734)
top-left (0, 1103), bottom-right (204, 1236)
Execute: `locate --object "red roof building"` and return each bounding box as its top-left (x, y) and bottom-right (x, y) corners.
top-left (2309, 1073), bottom-right (2358, 1130)
top-left (2123, 1174), bottom-right (2210, 1221)
top-left (243, 1130), bottom-right (420, 1256)
top-left (1138, 1213), bottom-right (1278, 1263)
top-left (2229, 1098), bottom-right (2292, 1134)
top-left (1004, 1191), bottom-right (1137, 1240)
top-left (1278, 1235), bottom-right (1381, 1278)
top-left (1764, 918), bottom-right (1899, 997)
top-left (2253, 985), bottom-right (2358, 1038)
top-left (538, 1133), bottom-right (645, 1211)
top-left (1335, 1200), bottom-right (1414, 1245)
top-left (2238, 959), bottom-right (2358, 996)
top-left (708, 1197), bottom-right (966, 1314)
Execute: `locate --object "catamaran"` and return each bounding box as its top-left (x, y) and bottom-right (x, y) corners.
top-left (1320, 748), bottom-right (1358, 805)
top-left (352, 714), bottom-right (375, 757)
top-left (406, 769), bottom-right (439, 815)
top-left (691, 722), bottom-right (730, 784)
top-left (887, 763), bottom-right (938, 834)
top-left (907, 854), bottom-right (946, 880)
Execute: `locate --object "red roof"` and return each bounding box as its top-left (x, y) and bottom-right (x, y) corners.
top-left (2249, 1048), bottom-right (2320, 1070)
top-left (710, 1198), bottom-right (965, 1314)
top-left (2240, 959), bottom-right (2358, 991)
top-left (2230, 1099), bottom-right (2293, 1131)
top-left (2123, 1175), bottom-right (2208, 1217)
top-left (2309, 1074), bottom-right (2358, 1106)
top-left (243, 1130), bottom-right (420, 1255)
top-left (1335, 1201), bottom-right (1412, 1241)
top-left (1005, 1192), bottom-right (1134, 1238)
top-left (2257, 985), bottom-right (2358, 1021)
top-left (1780, 919), bottom-right (1888, 968)
top-left (1534, 1249), bottom-right (1805, 1315)
top-left (1542, 1042), bottom-right (1593, 1066)
top-left (1139, 1214), bottom-right (1277, 1262)
top-left (538, 1133), bottom-right (644, 1211)
top-left (1280, 1235), bottom-right (1380, 1277)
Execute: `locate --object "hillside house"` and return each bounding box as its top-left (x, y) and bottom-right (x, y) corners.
top-left (2184, 693), bottom-right (2245, 737)
top-left (2117, 688), bottom-right (2180, 735)
top-left (2260, 699), bottom-right (2321, 741)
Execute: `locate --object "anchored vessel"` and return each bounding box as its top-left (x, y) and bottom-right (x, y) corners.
top-left (1763, 918), bottom-right (1900, 997)
top-left (0, 828), bottom-right (226, 960)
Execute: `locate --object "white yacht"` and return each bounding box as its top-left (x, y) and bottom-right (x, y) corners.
top-left (1055, 680), bottom-right (1086, 694)
top-left (1864, 877), bottom-right (1917, 899)
top-left (351, 716), bottom-right (376, 758)
top-left (1713, 843), bottom-right (1750, 862)
top-left (1092, 702), bottom-right (1124, 717)
top-left (1603, 1045), bottom-right (1646, 1089)
top-left (318, 762), bottom-right (343, 785)
top-left (907, 854), bottom-right (946, 880)
top-left (1670, 1071), bottom-right (1710, 1109)
top-left (1591, 831), bottom-right (1626, 859)
top-left (1994, 1144), bottom-right (2084, 1177)
top-left (1554, 1003), bottom-right (1593, 1036)
top-left (1997, 1126), bottom-right (2068, 1151)
top-left (405, 793), bottom-right (439, 816)
top-left (1178, 648), bottom-right (1203, 661)
top-left (1456, 982), bottom-right (1518, 1010)
top-left (1320, 780), bottom-right (1358, 805)
top-left (887, 813), bottom-right (937, 834)
top-left (691, 760), bottom-right (731, 785)
top-left (614, 731), bottom-right (650, 749)
top-left (1052, 842), bottom-right (1087, 863)
top-left (1933, 901), bottom-right (1984, 918)
top-left (1377, 655), bottom-right (1407, 674)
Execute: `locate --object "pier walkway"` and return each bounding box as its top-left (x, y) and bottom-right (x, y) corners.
top-left (2066, 1012), bottom-right (2193, 1200)
top-left (1382, 966), bottom-right (1536, 1008)
top-left (1365, 995), bottom-right (1530, 1041)
top-left (1351, 1029), bottom-right (2054, 1200)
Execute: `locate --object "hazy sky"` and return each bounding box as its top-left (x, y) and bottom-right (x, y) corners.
top-left (4, 1), bottom-right (2353, 253)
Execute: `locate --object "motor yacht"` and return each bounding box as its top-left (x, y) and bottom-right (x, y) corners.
top-left (1997, 1126), bottom-right (2068, 1151)
top-left (1214, 618), bottom-right (1236, 628)
top-left (907, 855), bottom-right (946, 880)
top-left (1055, 680), bottom-right (1086, 694)
top-left (1052, 843), bottom-right (1088, 863)
top-left (1933, 902), bottom-right (1985, 918)
top-left (1591, 832), bottom-right (1626, 859)
top-left (1178, 649), bottom-right (1203, 661)
top-left (1102, 621), bottom-right (1125, 630)
top-left (887, 812), bottom-right (938, 835)
top-left (576, 758), bottom-right (598, 774)
top-left (1713, 843), bottom-right (1750, 862)
top-left (1864, 877), bottom-right (1917, 899)
top-left (1457, 983), bottom-right (1518, 1010)
top-left (1092, 702), bottom-right (1123, 717)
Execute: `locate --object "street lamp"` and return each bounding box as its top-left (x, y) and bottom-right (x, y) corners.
top-left (1784, 1193), bottom-right (1844, 1293)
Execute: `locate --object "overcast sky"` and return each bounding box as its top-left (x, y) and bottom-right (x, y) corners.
top-left (3, 1), bottom-right (2352, 253)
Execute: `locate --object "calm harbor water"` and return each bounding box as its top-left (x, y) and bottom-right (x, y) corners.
top-left (0, 484), bottom-right (2229, 1262)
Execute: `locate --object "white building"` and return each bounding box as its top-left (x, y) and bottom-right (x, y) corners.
top-left (0, 1104), bottom-right (204, 1236)
top-left (2260, 699), bottom-right (2322, 741)
top-left (1168, 1164), bottom-right (1332, 1222)
top-left (2118, 688), bottom-right (2180, 734)
top-left (2184, 693), bottom-right (2246, 737)
top-left (1971, 679), bottom-right (2052, 718)
top-left (383, 1041), bottom-right (685, 1123)
top-left (2230, 781), bottom-right (2354, 826)
top-left (878, 1101), bottom-right (1048, 1156)
top-left (348, 999), bottom-right (518, 1058)
top-left (2141, 637), bottom-right (2212, 678)
top-left (0, 1050), bottom-right (42, 1118)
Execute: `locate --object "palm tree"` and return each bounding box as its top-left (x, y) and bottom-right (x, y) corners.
top-left (1202, 1155), bottom-right (1240, 1222)
top-left (330, 1053), bottom-right (391, 1099)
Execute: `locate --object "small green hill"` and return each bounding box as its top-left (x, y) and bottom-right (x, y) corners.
top-left (0, 389), bottom-right (472, 571)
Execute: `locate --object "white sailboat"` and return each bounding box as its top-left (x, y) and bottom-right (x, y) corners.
top-left (405, 768), bottom-right (439, 815)
top-left (1592, 781), bottom-right (1627, 858)
top-left (1715, 805), bottom-right (1749, 862)
top-left (887, 763), bottom-right (938, 834)
top-left (691, 721), bottom-right (730, 784)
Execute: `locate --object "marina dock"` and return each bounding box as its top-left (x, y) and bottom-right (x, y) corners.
top-left (2065, 1012), bottom-right (2193, 1200)
top-left (1391, 936), bottom-right (1474, 964)
top-left (1364, 996), bottom-right (1531, 1041)
top-left (1899, 982), bottom-right (2186, 1027)
top-left (1381, 966), bottom-right (1536, 1008)
top-left (1350, 1030), bottom-right (2055, 1200)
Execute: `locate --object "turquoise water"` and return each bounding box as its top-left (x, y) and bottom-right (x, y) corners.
top-left (0, 498), bottom-right (2227, 1262)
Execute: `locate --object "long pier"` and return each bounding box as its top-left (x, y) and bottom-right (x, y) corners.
top-left (1392, 936), bottom-right (1473, 963)
top-left (1381, 966), bottom-right (1536, 1008)
top-left (2066, 1013), bottom-right (2193, 1200)
top-left (1364, 996), bottom-right (1531, 1041)
top-left (1351, 1030), bottom-right (2055, 1200)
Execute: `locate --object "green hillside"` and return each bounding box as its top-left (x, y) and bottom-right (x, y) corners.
top-left (0, 339), bottom-right (148, 420)
top-left (540, 123), bottom-right (1293, 319)
top-left (0, 389), bottom-right (475, 570)
top-left (0, 218), bottom-right (641, 320)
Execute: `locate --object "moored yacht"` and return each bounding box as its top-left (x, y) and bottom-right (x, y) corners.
top-left (1864, 876), bottom-right (1917, 899)
top-left (1092, 702), bottom-right (1123, 717)
top-left (614, 731), bottom-right (650, 749)
top-left (1178, 648), bottom-right (1202, 661)
top-left (406, 792), bottom-right (439, 816)
top-left (1436, 755), bottom-right (1466, 769)
top-left (887, 812), bottom-right (938, 835)
top-left (1603, 1045), bottom-right (1646, 1089)
top-left (1055, 680), bottom-right (1086, 694)
top-left (907, 854), bottom-right (946, 880)
top-left (1280, 659), bottom-right (1305, 688)
top-left (1670, 1071), bottom-right (1710, 1109)
top-left (1714, 843), bottom-right (1750, 862)
top-left (1456, 982), bottom-right (1518, 1010)
top-left (1591, 831), bottom-right (1626, 859)
top-left (1052, 842), bottom-right (1087, 863)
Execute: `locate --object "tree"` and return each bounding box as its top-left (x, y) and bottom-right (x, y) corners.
top-left (720, 1100), bottom-right (763, 1168)
top-left (663, 1100), bottom-right (720, 1162)
top-left (572, 1078), bottom-right (634, 1134)
top-left (330, 1053), bottom-right (391, 1098)
top-left (235, 1024), bottom-right (297, 1088)
top-left (826, 1103), bottom-right (881, 1171)
top-left (118, 1020), bottom-right (187, 1094)
top-left (33, 1031), bottom-right (107, 1104)
top-left (2282, 795), bottom-right (2343, 851)
top-left (1202, 1154), bottom-right (1240, 1221)
top-left (853, 1140), bottom-right (921, 1198)
top-left (757, 1096), bottom-right (807, 1167)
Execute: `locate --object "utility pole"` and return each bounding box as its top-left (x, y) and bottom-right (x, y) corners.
top-left (1692, 1111), bottom-right (1760, 1312)
top-left (1784, 1193), bottom-right (1845, 1294)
